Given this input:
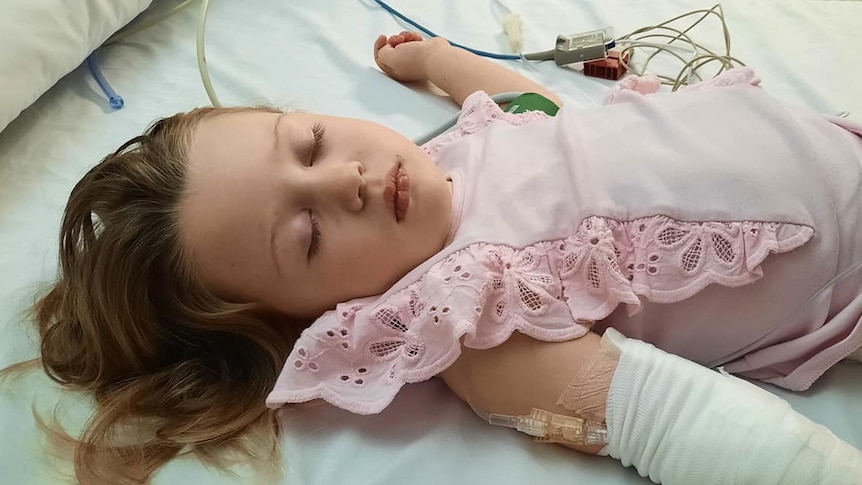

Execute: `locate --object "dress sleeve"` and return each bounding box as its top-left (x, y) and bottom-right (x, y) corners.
top-left (421, 90), bottom-right (554, 158)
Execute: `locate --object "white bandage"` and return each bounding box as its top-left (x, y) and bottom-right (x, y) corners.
top-left (602, 328), bottom-right (862, 484)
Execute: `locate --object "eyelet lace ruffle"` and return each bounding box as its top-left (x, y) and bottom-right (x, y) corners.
top-left (267, 216), bottom-right (812, 414)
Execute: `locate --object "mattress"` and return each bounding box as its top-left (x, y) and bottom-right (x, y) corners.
top-left (1, 0), bottom-right (860, 483)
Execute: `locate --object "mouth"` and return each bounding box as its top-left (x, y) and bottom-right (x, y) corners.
top-left (384, 161), bottom-right (410, 223)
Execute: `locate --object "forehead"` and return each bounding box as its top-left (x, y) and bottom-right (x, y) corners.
top-left (179, 111), bottom-right (285, 288)
top-left (190, 110), bottom-right (282, 159)
top-left (184, 111), bottom-right (280, 211)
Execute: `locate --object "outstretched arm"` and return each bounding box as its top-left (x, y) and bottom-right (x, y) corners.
top-left (440, 331), bottom-right (610, 455)
top-left (441, 328), bottom-right (862, 483)
top-left (374, 31), bottom-right (562, 107)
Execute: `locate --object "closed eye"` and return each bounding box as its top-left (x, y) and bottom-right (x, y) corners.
top-left (308, 210), bottom-right (322, 260)
top-left (308, 122), bottom-right (325, 166)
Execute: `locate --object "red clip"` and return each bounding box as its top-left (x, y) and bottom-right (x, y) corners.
top-left (583, 50), bottom-right (630, 80)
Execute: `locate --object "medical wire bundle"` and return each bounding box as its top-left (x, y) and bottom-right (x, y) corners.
top-left (614, 4), bottom-right (745, 90)
top-left (90, 1), bottom-right (743, 108)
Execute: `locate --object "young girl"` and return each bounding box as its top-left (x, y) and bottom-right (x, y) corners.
top-left (20, 30), bottom-right (862, 484)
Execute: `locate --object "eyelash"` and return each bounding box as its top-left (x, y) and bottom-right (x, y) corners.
top-left (308, 210), bottom-right (322, 259)
top-left (306, 123), bottom-right (324, 260)
top-left (308, 122), bottom-right (325, 166)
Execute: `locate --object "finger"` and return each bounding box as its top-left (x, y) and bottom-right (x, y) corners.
top-left (388, 34), bottom-right (406, 47)
top-left (399, 31), bottom-right (420, 43)
top-left (373, 34), bottom-right (387, 56)
top-left (375, 44), bottom-right (396, 74)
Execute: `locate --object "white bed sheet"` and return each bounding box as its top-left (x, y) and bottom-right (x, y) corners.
top-left (1, 0), bottom-right (861, 483)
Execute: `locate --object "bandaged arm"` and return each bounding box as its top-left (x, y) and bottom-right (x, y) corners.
top-left (440, 329), bottom-right (862, 483)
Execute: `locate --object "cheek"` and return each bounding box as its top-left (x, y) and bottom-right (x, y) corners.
top-left (340, 235), bottom-right (411, 277)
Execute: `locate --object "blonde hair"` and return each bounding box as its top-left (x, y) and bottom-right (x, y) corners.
top-left (3, 107), bottom-right (301, 484)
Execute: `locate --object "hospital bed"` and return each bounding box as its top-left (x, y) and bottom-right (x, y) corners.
top-left (1, 0), bottom-right (860, 483)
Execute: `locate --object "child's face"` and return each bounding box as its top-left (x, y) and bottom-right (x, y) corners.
top-left (180, 110), bottom-right (453, 318)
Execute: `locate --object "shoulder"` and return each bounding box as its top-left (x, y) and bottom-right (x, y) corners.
top-left (460, 91), bottom-right (558, 128)
top-left (421, 91), bottom-right (557, 158)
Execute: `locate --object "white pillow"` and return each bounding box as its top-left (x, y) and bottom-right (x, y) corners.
top-left (0, 0), bottom-right (153, 133)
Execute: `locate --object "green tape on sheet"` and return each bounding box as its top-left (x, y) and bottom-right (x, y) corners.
top-left (504, 93), bottom-right (559, 116)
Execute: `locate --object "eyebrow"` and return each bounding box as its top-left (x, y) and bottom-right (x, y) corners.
top-left (273, 112), bottom-right (285, 152)
top-left (270, 113), bottom-right (286, 277)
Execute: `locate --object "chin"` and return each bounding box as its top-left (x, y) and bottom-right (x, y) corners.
top-left (382, 257), bottom-right (422, 289)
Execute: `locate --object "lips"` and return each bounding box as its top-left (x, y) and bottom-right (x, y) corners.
top-left (384, 162), bottom-right (410, 222)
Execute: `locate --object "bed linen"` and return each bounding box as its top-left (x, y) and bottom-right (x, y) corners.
top-left (1, 1), bottom-right (860, 483)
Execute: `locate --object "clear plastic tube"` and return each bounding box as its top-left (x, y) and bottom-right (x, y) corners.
top-left (469, 400), bottom-right (608, 446)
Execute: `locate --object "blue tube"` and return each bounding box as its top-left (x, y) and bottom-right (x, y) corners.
top-left (371, 0), bottom-right (522, 60)
top-left (87, 52), bottom-right (124, 109)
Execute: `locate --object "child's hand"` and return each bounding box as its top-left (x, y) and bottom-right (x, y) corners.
top-left (374, 32), bottom-right (450, 82)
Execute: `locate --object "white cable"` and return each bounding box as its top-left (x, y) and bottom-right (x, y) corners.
top-left (197, 0), bottom-right (222, 107)
top-left (617, 39), bottom-right (702, 82)
top-left (614, 40), bottom-right (697, 55)
top-left (492, 0), bottom-right (512, 16)
top-left (618, 4), bottom-right (743, 91)
top-left (190, 2), bottom-right (743, 122)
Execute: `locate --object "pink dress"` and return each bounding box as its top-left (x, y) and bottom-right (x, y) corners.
top-left (267, 69), bottom-right (862, 414)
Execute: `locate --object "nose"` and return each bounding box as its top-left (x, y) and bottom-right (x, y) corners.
top-left (311, 160), bottom-right (366, 211)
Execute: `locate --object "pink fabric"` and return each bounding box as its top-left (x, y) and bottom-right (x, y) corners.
top-left (421, 95), bottom-right (553, 158)
top-left (603, 68), bottom-right (760, 104)
top-left (268, 68), bottom-right (862, 413)
top-left (268, 219), bottom-right (810, 414)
